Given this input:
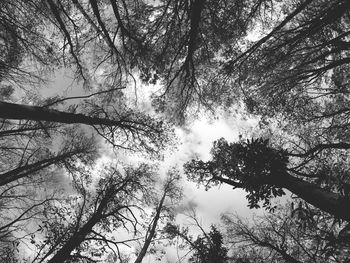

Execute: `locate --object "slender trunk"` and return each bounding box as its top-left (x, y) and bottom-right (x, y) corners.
top-left (275, 173), bottom-right (350, 221)
top-left (89, 0), bottom-right (116, 51)
top-left (47, 214), bottom-right (100, 263)
top-left (254, 240), bottom-right (301, 263)
top-left (288, 142), bottom-right (350, 157)
top-left (47, 188), bottom-right (113, 263)
top-left (0, 151), bottom-right (79, 186)
top-left (226, 0), bottom-right (314, 69)
top-left (187, 0), bottom-right (205, 57)
top-left (0, 101), bottom-right (121, 126)
top-left (0, 126), bottom-right (52, 136)
top-left (134, 191), bottom-right (166, 263)
top-left (176, 231), bottom-right (207, 260)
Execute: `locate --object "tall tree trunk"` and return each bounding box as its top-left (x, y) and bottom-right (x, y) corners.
top-left (0, 150), bottom-right (82, 186)
top-left (47, 188), bottom-right (113, 263)
top-left (133, 191), bottom-right (166, 263)
top-left (216, 173), bottom-right (350, 221)
top-left (0, 101), bottom-right (123, 126)
top-left (47, 214), bottom-right (100, 263)
top-left (275, 173), bottom-right (350, 221)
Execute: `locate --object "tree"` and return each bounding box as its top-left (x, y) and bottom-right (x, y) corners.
top-left (0, 0), bottom-right (59, 84)
top-left (0, 100), bottom-right (168, 154)
top-left (0, 164), bottom-right (64, 263)
top-left (0, 116), bottom-right (98, 190)
top-left (175, 0), bottom-right (350, 228)
top-left (0, 128), bottom-right (95, 186)
top-left (185, 138), bottom-right (350, 221)
top-left (0, 0), bottom-right (172, 154)
top-left (222, 203), bottom-right (350, 263)
top-left (165, 208), bottom-right (228, 263)
top-left (32, 163), bottom-right (157, 263)
top-left (4, 0), bottom-right (348, 122)
top-left (7, 0), bottom-right (273, 122)
top-left (0, 125), bottom-right (97, 258)
top-left (134, 168), bottom-right (182, 263)
top-left (222, 0), bottom-right (350, 177)
top-left (4, 1), bottom-right (350, 261)
top-left (0, 2), bottom-right (176, 261)
top-left (139, 0), bottom-right (273, 121)
top-left (188, 225), bottom-right (228, 263)
top-left (225, 0), bottom-right (350, 121)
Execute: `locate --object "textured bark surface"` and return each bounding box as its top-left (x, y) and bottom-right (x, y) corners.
top-left (214, 172), bottom-right (350, 221)
top-left (0, 101), bottom-right (120, 126)
top-left (275, 173), bottom-right (350, 221)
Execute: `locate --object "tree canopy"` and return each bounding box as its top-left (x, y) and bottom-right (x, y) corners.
top-left (1, 0), bottom-right (350, 262)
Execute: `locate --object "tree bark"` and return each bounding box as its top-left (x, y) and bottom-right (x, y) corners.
top-left (215, 172), bottom-right (350, 221)
top-left (47, 187), bottom-right (113, 263)
top-left (47, 214), bottom-right (100, 263)
top-left (275, 173), bottom-right (350, 221)
top-left (0, 101), bottom-right (123, 126)
top-left (133, 191), bottom-right (166, 263)
top-left (0, 150), bottom-right (81, 186)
